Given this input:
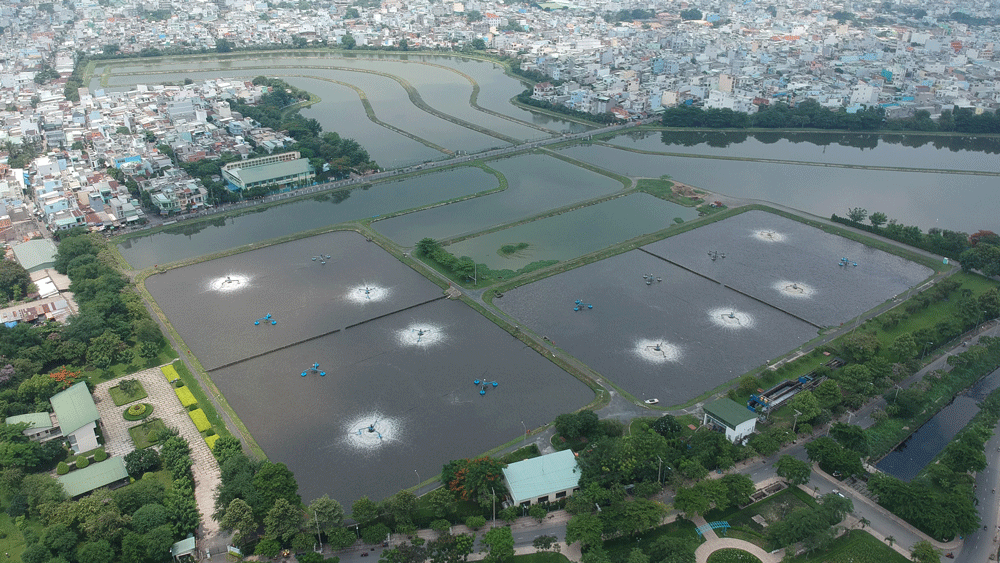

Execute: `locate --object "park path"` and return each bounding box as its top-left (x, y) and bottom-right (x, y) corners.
top-left (694, 538), bottom-right (780, 563)
top-left (92, 365), bottom-right (223, 547)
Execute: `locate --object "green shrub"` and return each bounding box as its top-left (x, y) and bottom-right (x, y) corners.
top-left (173, 379), bottom-right (184, 388)
top-left (188, 408), bottom-right (211, 432)
top-left (465, 515), bottom-right (486, 530)
top-left (174, 386), bottom-right (197, 407)
top-left (56, 461), bottom-right (69, 475)
top-left (93, 449), bottom-right (108, 462)
top-left (124, 403), bottom-right (154, 421)
top-left (430, 519), bottom-right (451, 532)
top-left (205, 434), bottom-right (219, 450)
top-left (255, 539), bottom-right (281, 558)
top-left (76, 455), bottom-right (89, 469)
top-left (161, 364), bottom-right (180, 382)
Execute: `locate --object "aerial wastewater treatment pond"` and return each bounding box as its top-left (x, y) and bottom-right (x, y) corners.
top-left (495, 210), bottom-right (933, 403)
top-left (145, 231), bottom-right (593, 504)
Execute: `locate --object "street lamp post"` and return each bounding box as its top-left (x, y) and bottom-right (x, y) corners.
top-left (894, 385), bottom-right (902, 403)
top-left (921, 341), bottom-right (934, 362)
top-left (976, 311), bottom-right (987, 335)
top-left (657, 456), bottom-right (663, 484)
top-left (793, 410), bottom-right (802, 435)
top-left (521, 420), bottom-right (527, 442)
top-left (313, 508), bottom-right (323, 552)
top-left (415, 469), bottom-right (420, 488)
top-left (490, 487), bottom-right (496, 525)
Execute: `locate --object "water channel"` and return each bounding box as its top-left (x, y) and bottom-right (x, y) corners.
top-left (876, 366), bottom-right (1000, 482)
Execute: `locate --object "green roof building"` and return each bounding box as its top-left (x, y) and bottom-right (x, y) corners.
top-left (57, 457), bottom-right (129, 497)
top-left (502, 449), bottom-right (581, 506)
top-left (221, 151), bottom-right (315, 192)
top-left (4, 412), bottom-right (57, 441)
top-left (703, 398), bottom-right (757, 444)
top-left (49, 382), bottom-right (101, 453)
top-left (12, 238), bottom-right (57, 273)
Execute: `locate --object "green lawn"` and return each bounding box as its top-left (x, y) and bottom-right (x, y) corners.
top-left (84, 340), bottom-right (179, 384)
top-left (636, 178), bottom-right (705, 207)
top-left (0, 512), bottom-right (44, 562)
top-left (511, 552), bottom-right (572, 563)
top-left (871, 271), bottom-right (998, 351)
top-left (500, 444), bottom-right (541, 464)
top-left (128, 418), bottom-right (168, 449)
top-left (704, 487), bottom-right (817, 533)
top-left (109, 381), bottom-right (148, 406)
top-left (791, 530), bottom-right (909, 563)
top-left (706, 548), bottom-right (762, 563)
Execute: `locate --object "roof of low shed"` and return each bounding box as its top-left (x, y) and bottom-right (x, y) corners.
top-left (703, 398), bottom-right (757, 429)
top-left (58, 457), bottom-right (128, 497)
top-left (502, 449), bottom-right (580, 505)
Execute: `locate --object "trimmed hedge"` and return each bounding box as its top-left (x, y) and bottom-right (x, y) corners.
top-left (174, 386), bottom-right (197, 407)
top-left (205, 434), bottom-right (220, 450)
top-left (161, 363), bottom-right (180, 382)
top-left (124, 403), bottom-right (154, 421)
top-left (93, 449), bottom-right (108, 462)
top-left (188, 408), bottom-right (211, 432)
top-left (56, 461), bottom-right (69, 475)
top-left (76, 455), bottom-right (89, 469)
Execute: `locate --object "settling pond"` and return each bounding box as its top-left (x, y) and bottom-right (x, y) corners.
top-left (445, 193), bottom-right (699, 270)
top-left (147, 231), bottom-right (593, 504)
top-left (118, 166), bottom-right (494, 269)
top-left (374, 153), bottom-right (625, 246)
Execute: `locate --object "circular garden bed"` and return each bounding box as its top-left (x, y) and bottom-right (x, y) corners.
top-left (706, 548), bottom-right (763, 563)
top-left (123, 403), bottom-right (154, 421)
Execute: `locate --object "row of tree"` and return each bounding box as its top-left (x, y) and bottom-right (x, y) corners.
top-left (662, 99), bottom-right (1000, 135)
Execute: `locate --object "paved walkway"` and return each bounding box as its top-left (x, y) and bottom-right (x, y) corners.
top-left (92, 365), bottom-right (223, 545)
top-left (694, 538), bottom-right (780, 563)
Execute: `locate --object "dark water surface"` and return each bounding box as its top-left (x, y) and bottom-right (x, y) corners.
top-left (148, 231), bottom-right (593, 504)
top-left (876, 366), bottom-right (1000, 481)
top-left (145, 232), bottom-right (444, 370)
top-left (558, 144), bottom-right (999, 234)
top-left (209, 297), bottom-right (593, 505)
top-left (642, 211), bottom-right (934, 327)
top-left (496, 249), bottom-right (817, 403)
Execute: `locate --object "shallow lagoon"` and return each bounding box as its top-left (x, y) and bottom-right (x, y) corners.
top-left (118, 166), bottom-right (494, 269)
top-left (558, 144), bottom-right (997, 233)
top-left (374, 154), bottom-right (624, 246)
top-left (446, 194), bottom-right (699, 269)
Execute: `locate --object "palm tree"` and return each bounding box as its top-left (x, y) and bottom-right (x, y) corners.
top-left (859, 517), bottom-right (870, 529)
top-left (886, 535), bottom-right (896, 546)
